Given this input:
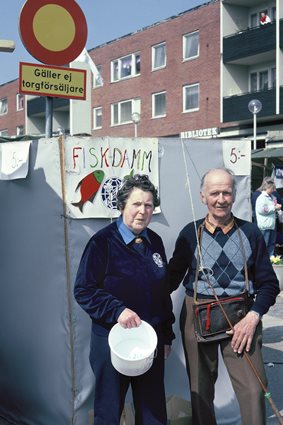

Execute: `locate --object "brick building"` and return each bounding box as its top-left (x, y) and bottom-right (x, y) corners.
top-left (0, 79), bottom-right (25, 137)
top-left (0, 0), bottom-right (228, 139)
top-left (89, 0), bottom-right (223, 138)
top-left (0, 0), bottom-right (282, 147)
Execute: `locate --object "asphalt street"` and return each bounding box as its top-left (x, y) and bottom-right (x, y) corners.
top-left (263, 291), bottom-right (283, 425)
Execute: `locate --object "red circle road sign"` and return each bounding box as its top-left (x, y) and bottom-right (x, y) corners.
top-left (19, 0), bottom-right (88, 65)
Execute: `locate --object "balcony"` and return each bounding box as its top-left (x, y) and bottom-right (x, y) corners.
top-left (223, 22), bottom-right (276, 64)
top-left (223, 88), bottom-right (276, 122)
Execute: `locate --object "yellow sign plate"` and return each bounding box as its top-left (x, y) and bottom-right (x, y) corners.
top-left (19, 62), bottom-right (86, 100)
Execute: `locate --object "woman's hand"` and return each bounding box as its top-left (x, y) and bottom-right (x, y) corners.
top-left (117, 308), bottom-right (141, 328)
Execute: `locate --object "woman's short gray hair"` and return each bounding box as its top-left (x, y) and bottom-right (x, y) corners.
top-left (117, 174), bottom-right (160, 211)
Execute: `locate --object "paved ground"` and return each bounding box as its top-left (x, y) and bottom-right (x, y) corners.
top-left (0, 294), bottom-right (282, 425)
top-left (263, 292), bottom-right (283, 424)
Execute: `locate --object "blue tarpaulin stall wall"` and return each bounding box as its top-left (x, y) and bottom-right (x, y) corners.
top-left (0, 137), bottom-right (251, 425)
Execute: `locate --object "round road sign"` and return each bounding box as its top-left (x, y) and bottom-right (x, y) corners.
top-left (19, 0), bottom-right (88, 65)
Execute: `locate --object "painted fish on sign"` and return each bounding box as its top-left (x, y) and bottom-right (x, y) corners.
top-left (72, 170), bottom-right (105, 212)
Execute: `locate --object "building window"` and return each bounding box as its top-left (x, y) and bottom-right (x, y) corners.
top-left (183, 31), bottom-right (199, 61)
top-left (0, 129), bottom-right (8, 137)
top-left (271, 68), bottom-right (276, 88)
top-left (111, 98), bottom-right (140, 126)
top-left (111, 53), bottom-right (140, 82)
top-left (93, 107), bottom-right (102, 129)
top-left (183, 83), bottom-right (199, 112)
top-left (152, 91), bottom-right (166, 118)
top-left (152, 43), bottom-right (166, 70)
top-left (259, 70), bottom-right (268, 90)
top-left (16, 94), bottom-right (24, 111)
top-left (93, 65), bottom-right (103, 88)
top-left (250, 72), bottom-right (258, 92)
top-left (250, 69), bottom-right (274, 92)
top-left (0, 98), bottom-right (8, 115)
top-left (271, 6), bottom-right (276, 22)
top-left (250, 13), bottom-right (258, 28)
top-left (16, 125), bottom-right (25, 136)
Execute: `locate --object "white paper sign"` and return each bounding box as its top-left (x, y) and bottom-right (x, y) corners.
top-left (0, 141), bottom-right (31, 180)
top-left (222, 140), bottom-right (251, 175)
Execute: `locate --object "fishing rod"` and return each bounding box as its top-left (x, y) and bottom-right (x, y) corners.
top-left (202, 272), bottom-right (283, 425)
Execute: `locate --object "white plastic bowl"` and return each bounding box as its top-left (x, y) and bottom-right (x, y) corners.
top-left (108, 320), bottom-right (157, 376)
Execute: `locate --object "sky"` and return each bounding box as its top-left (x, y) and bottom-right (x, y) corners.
top-left (0, 0), bottom-right (205, 85)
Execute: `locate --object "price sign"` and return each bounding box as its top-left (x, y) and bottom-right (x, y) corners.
top-left (222, 140), bottom-right (251, 175)
top-left (0, 142), bottom-right (31, 180)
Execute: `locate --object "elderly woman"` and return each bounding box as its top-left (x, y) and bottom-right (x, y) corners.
top-left (255, 178), bottom-right (282, 256)
top-left (74, 174), bottom-right (175, 425)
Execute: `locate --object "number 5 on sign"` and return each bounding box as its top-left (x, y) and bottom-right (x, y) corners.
top-left (222, 140), bottom-right (251, 176)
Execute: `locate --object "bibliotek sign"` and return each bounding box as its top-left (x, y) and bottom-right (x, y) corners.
top-left (19, 62), bottom-right (86, 100)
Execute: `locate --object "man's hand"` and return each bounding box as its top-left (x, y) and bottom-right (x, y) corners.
top-left (117, 308), bottom-right (141, 328)
top-left (226, 311), bottom-right (260, 354)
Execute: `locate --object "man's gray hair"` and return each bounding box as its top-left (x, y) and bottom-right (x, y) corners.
top-left (200, 168), bottom-right (237, 196)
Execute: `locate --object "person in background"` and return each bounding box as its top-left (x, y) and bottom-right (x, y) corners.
top-left (168, 168), bottom-right (280, 425)
top-left (74, 174), bottom-right (175, 425)
top-left (251, 176), bottom-right (282, 223)
top-left (255, 179), bottom-right (282, 256)
top-left (260, 11), bottom-right (271, 25)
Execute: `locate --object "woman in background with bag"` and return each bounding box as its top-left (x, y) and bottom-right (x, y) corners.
top-left (255, 178), bottom-right (282, 256)
top-left (169, 168), bottom-right (280, 425)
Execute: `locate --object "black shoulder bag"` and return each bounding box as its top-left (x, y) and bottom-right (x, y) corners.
top-left (193, 224), bottom-right (254, 343)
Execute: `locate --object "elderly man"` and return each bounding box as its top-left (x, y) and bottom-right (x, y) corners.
top-left (169, 168), bottom-right (280, 425)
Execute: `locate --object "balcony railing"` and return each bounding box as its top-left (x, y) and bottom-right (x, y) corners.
top-left (223, 88), bottom-right (276, 122)
top-left (223, 22), bottom-right (276, 63)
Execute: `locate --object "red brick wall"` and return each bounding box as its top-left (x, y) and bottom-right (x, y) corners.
top-left (90, 1), bottom-right (226, 138)
top-left (0, 79), bottom-right (25, 137)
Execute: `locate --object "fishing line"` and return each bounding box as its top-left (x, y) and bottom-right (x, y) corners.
top-left (180, 139), bottom-right (204, 270)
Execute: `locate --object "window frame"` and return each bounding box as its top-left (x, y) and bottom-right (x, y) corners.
top-left (250, 72), bottom-right (258, 92)
top-left (0, 129), bottom-right (8, 137)
top-left (0, 98), bottom-right (8, 116)
top-left (111, 52), bottom-right (141, 82)
top-left (16, 125), bottom-right (25, 136)
top-left (152, 42), bottom-right (166, 71)
top-left (16, 93), bottom-right (24, 111)
top-left (183, 31), bottom-right (199, 61)
top-left (93, 65), bottom-right (103, 88)
top-left (93, 107), bottom-right (102, 129)
top-left (259, 70), bottom-right (269, 90)
top-left (183, 83), bottom-right (200, 113)
top-left (111, 98), bottom-right (140, 126)
top-left (249, 68), bottom-right (274, 92)
top-left (152, 91), bottom-right (166, 118)
top-left (250, 13), bottom-right (258, 28)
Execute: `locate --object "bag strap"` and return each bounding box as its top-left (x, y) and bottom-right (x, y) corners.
top-left (194, 220), bottom-right (249, 303)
